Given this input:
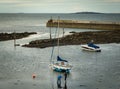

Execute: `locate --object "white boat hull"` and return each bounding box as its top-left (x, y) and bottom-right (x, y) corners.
top-left (50, 63), bottom-right (72, 73)
top-left (81, 45), bottom-right (101, 52)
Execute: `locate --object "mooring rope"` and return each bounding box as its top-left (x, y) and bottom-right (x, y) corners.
top-left (50, 27), bottom-right (58, 89)
top-left (50, 27), bottom-right (58, 63)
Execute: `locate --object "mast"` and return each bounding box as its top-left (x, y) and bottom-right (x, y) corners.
top-left (13, 30), bottom-right (20, 47)
top-left (14, 30), bottom-right (16, 47)
top-left (62, 21), bottom-right (65, 38)
top-left (57, 16), bottom-right (60, 56)
top-left (49, 16), bottom-right (52, 40)
top-left (63, 27), bottom-right (64, 38)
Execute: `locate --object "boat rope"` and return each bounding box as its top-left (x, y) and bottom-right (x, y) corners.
top-left (50, 27), bottom-right (58, 63)
top-left (50, 70), bottom-right (54, 89)
top-left (57, 17), bottom-right (60, 56)
top-left (50, 27), bottom-right (58, 89)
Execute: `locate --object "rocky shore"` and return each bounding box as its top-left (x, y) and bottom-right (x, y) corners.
top-left (22, 30), bottom-right (120, 48)
top-left (0, 32), bottom-right (37, 41)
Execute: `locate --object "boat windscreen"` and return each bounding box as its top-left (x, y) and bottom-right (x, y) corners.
top-left (88, 43), bottom-right (100, 48)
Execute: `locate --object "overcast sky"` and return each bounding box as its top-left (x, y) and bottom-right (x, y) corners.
top-left (0, 0), bottom-right (120, 13)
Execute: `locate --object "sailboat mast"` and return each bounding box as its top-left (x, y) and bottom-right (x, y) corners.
top-left (57, 16), bottom-right (60, 56)
top-left (14, 30), bottom-right (16, 47)
top-left (63, 27), bottom-right (64, 38)
top-left (49, 16), bottom-right (52, 40)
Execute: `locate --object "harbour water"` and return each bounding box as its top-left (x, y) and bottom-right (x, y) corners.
top-left (0, 13), bottom-right (120, 89)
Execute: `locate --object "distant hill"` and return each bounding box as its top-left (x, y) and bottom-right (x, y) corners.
top-left (75, 12), bottom-right (103, 14)
top-left (74, 12), bottom-right (120, 14)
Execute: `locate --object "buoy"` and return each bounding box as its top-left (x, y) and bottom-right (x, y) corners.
top-left (32, 74), bottom-right (36, 79)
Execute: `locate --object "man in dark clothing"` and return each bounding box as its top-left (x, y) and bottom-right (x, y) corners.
top-left (64, 72), bottom-right (67, 81)
top-left (57, 75), bottom-right (62, 88)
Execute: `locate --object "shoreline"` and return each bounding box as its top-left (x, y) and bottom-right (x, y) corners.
top-left (22, 30), bottom-right (120, 48)
top-left (0, 32), bottom-right (37, 41)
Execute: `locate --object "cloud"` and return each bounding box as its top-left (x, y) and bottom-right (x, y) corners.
top-left (104, 0), bottom-right (120, 2)
top-left (0, 0), bottom-right (33, 5)
top-left (0, 0), bottom-right (119, 13)
top-left (0, 0), bottom-right (67, 7)
top-left (0, 0), bottom-right (25, 3)
top-left (0, 0), bottom-right (65, 4)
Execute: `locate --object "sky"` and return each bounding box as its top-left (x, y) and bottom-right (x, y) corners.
top-left (0, 0), bottom-right (120, 13)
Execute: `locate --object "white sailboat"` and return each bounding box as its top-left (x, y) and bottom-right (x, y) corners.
top-left (50, 17), bottom-right (72, 73)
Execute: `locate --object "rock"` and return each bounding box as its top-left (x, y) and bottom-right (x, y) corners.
top-left (0, 32), bottom-right (37, 41)
top-left (22, 30), bottom-right (120, 48)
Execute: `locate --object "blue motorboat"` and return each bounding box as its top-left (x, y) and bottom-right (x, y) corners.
top-left (81, 42), bottom-right (101, 52)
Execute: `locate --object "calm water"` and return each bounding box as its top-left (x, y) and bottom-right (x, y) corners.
top-left (0, 13), bottom-right (120, 89)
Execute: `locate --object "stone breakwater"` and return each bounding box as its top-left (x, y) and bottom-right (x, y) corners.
top-left (46, 19), bottom-right (120, 30)
top-left (0, 32), bottom-right (37, 41)
top-left (22, 30), bottom-right (120, 48)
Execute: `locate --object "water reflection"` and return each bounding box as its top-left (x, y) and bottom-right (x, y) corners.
top-left (63, 81), bottom-right (67, 89)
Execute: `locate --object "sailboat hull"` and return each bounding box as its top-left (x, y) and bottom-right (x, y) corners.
top-left (50, 63), bottom-right (72, 73)
top-left (53, 68), bottom-right (70, 73)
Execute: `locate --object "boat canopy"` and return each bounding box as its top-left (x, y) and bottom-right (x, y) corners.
top-left (88, 43), bottom-right (100, 49)
top-left (57, 56), bottom-right (68, 62)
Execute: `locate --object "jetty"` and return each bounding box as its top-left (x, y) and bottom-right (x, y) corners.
top-left (46, 19), bottom-right (120, 30)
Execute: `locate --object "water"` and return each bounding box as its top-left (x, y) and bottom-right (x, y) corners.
top-left (0, 13), bottom-right (120, 33)
top-left (0, 13), bottom-right (120, 89)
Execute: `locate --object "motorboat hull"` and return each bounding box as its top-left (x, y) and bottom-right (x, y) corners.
top-left (81, 45), bottom-right (101, 52)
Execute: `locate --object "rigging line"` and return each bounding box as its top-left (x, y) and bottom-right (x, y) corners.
top-left (57, 16), bottom-right (60, 56)
top-left (50, 27), bottom-right (58, 89)
top-left (14, 30), bottom-right (16, 50)
top-left (50, 27), bottom-right (58, 63)
top-left (50, 68), bottom-right (55, 89)
top-left (49, 17), bottom-right (60, 89)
